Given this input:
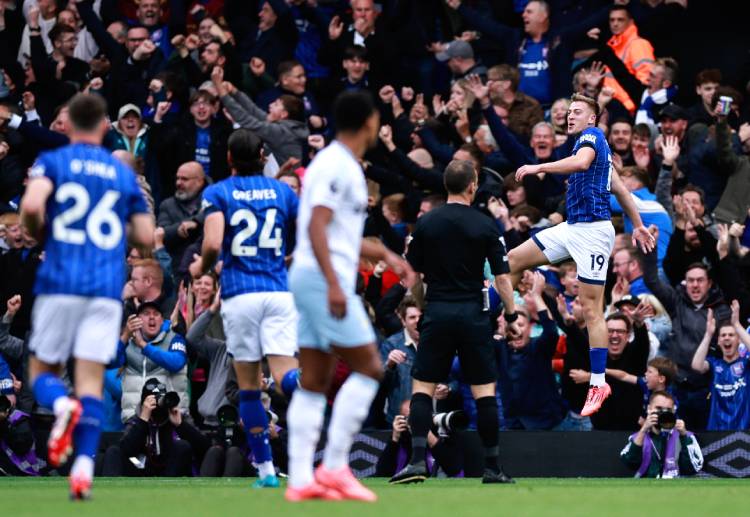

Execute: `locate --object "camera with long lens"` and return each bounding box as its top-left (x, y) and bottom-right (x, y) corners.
top-left (217, 404), bottom-right (239, 447)
top-left (654, 408), bottom-right (676, 430)
top-left (141, 378), bottom-right (180, 425)
top-left (432, 410), bottom-right (469, 438)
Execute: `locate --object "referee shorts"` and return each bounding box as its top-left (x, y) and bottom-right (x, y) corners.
top-left (412, 300), bottom-right (496, 386)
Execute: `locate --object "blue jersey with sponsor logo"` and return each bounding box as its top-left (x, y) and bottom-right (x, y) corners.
top-left (202, 175), bottom-right (298, 299)
top-left (31, 143), bottom-right (148, 300)
top-left (567, 127), bottom-right (612, 223)
top-left (706, 356), bottom-right (750, 431)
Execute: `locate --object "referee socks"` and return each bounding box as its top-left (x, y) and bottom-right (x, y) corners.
top-left (408, 392), bottom-right (433, 464)
top-left (475, 396), bottom-right (500, 471)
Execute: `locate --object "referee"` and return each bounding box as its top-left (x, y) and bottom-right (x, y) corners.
top-left (390, 160), bottom-right (518, 485)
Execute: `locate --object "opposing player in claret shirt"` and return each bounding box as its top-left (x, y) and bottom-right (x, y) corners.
top-left (20, 94), bottom-right (154, 500)
top-left (512, 92), bottom-right (655, 417)
top-left (190, 129), bottom-right (300, 489)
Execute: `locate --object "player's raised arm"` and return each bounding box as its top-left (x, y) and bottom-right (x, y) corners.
top-left (19, 176), bottom-right (54, 240)
top-left (610, 167), bottom-right (655, 254)
top-left (515, 146), bottom-right (595, 181)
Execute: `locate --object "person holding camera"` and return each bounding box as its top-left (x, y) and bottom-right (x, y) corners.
top-left (375, 403), bottom-right (464, 479)
top-left (115, 301), bottom-right (189, 422)
top-left (1, 390), bottom-right (47, 476)
top-left (620, 391), bottom-right (703, 478)
top-left (102, 378), bottom-right (211, 477)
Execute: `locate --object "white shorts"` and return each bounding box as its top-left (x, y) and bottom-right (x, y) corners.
top-left (29, 294), bottom-right (123, 364)
top-left (220, 292), bottom-right (298, 362)
top-left (532, 221), bottom-right (615, 285)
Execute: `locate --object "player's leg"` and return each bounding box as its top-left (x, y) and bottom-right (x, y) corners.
top-left (286, 347), bottom-right (340, 500)
top-left (221, 293), bottom-right (278, 487)
top-left (568, 222), bottom-right (616, 416)
top-left (69, 359), bottom-right (105, 499)
top-left (285, 268), bottom-right (342, 501)
top-left (310, 343), bottom-right (379, 501)
top-left (27, 295), bottom-right (83, 469)
top-left (233, 360), bottom-right (279, 486)
top-left (508, 225), bottom-right (568, 288)
top-left (261, 292), bottom-right (300, 397)
top-left (391, 302), bottom-right (454, 484)
top-left (578, 281), bottom-right (612, 415)
top-left (68, 297), bottom-right (123, 499)
top-left (459, 305), bottom-right (512, 484)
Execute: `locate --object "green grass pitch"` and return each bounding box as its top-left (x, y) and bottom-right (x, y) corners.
top-left (2, 477), bottom-right (747, 517)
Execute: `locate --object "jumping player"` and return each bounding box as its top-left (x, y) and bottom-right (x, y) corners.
top-left (20, 94), bottom-right (154, 499)
top-left (189, 128), bottom-right (299, 488)
top-left (512, 92), bottom-right (655, 416)
top-left (285, 90), bottom-right (415, 502)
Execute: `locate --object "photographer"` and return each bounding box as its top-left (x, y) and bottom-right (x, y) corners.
top-left (199, 404), bottom-right (252, 477)
top-left (620, 391), bottom-right (703, 478)
top-left (0, 392), bottom-right (46, 476)
top-left (102, 379), bottom-right (211, 477)
top-left (375, 402), bottom-right (464, 478)
top-left (115, 301), bottom-right (190, 421)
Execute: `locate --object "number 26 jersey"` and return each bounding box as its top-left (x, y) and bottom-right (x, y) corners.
top-left (201, 175), bottom-right (298, 298)
top-left (31, 143), bottom-right (148, 300)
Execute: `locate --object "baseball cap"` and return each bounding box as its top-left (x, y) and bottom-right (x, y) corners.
top-left (658, 103), bottom-right (687, 121)
top-left (136, 300), bottom-right (162, 316)
top-left (614, 294), bottom-right (641, 309)
top-left (117, 103), bottom-right (142, 120)
top-left (436, 40), bottom-right (474, 62)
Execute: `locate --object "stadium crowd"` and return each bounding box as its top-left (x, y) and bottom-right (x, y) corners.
top-left (1, 0), bottom-right (749, 478)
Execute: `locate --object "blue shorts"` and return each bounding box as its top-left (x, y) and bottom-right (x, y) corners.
top-left (289, 265), bottom-right (376, 350)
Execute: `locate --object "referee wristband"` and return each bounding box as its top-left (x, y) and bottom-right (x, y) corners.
top-left (504, 311), bottom-right (519, 323)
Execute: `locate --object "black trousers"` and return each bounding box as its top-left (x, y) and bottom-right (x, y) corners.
top-left (199, 446), bottom-right (251, 477)
top-left (101, 441), bottom-right (193, 477)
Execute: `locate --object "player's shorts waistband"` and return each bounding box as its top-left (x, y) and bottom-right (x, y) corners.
top-left (566, 220), bottom-right (613, 228)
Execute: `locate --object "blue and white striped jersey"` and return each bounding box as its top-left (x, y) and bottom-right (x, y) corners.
top-left (201, 175), bottom-right (298, 299)
top-left (567, 127), bottom-right (612, 223)
top-left (31, 143), bottom-right (148, 300)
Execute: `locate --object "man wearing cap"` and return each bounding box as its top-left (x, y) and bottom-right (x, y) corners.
top-left (108, 104), bottom-right (149, 161)
top-left (114, 301), bottom-right (189, 422)
top-left (435, 40), bottom-right (487, 83)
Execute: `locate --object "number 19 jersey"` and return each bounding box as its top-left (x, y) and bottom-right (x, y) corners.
top-left (31, 143), bottom-right (149, 300)
top-left (201, 175), bottom-right (298, 299)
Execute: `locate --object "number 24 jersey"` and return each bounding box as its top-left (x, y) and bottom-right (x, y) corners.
top-left (201, 175), bottom-right (298, 298)
top-left (31, 143), bottom-right (148, 300)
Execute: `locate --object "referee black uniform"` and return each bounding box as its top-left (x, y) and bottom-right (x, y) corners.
top-left (406, 202), bottom-right (508, 385)
top-left (390, 159), bottom-right (514, 485)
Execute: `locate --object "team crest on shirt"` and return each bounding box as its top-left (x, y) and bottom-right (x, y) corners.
top-left (580, 133), bottom-right (597, 144)
top-left (731, 362), bottom-right (744, 377)
top-left (330, 181), bottom-right (339, 193)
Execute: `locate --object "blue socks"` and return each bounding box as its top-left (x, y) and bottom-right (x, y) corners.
top-left (239, 390), bottom-right (273, 464)
top-left (32, 372), bottom-right (67, 410)
top-left (280, 368), bottom-right (301, 399)
top-left (589, 348), bottom-right (608, 387)
top-left (74, 397), bottom-right (104, 459)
